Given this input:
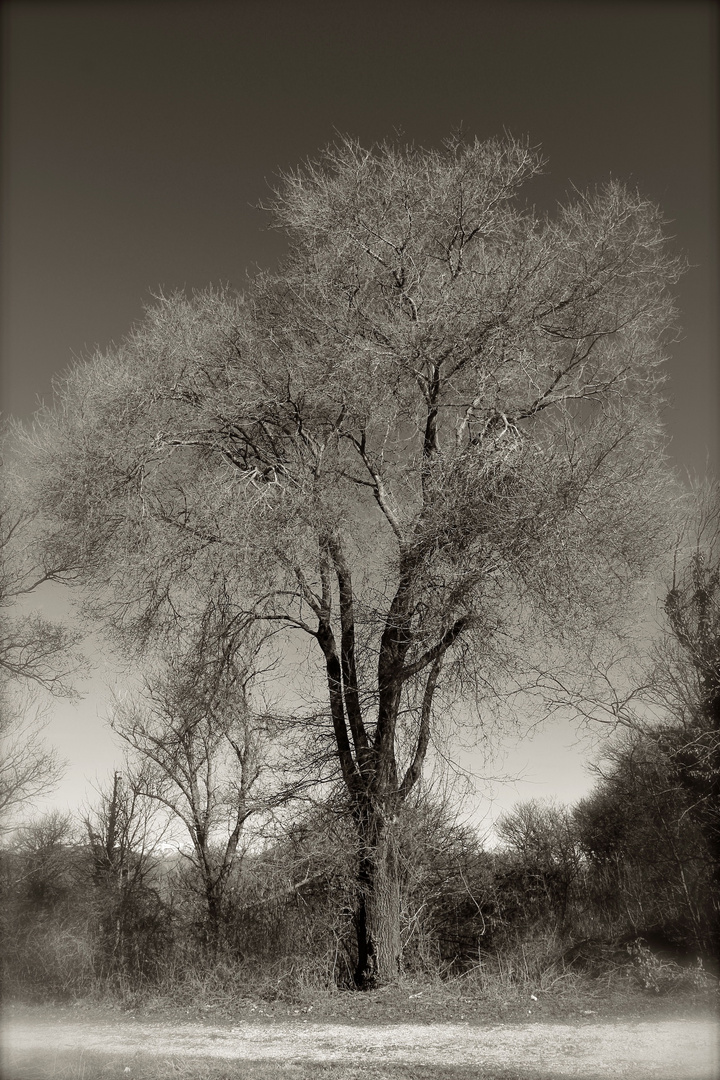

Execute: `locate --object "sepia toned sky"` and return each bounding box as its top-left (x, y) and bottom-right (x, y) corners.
top-left (1, 0), bottom-right (718, 829)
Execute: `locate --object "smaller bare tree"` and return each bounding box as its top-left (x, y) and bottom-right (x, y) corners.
top-left (112, 605), bottom-right (284, 950)
top-left (84, 768), bottom-right (167, 976)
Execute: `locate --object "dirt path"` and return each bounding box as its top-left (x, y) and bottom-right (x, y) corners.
top-left (2, 1011), bottom-right (719, 1078)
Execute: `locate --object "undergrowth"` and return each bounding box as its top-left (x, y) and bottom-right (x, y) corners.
top-left (18, 945), bottom-right (711, 1029)
top-left (5, 925), bottom-right (717, 1028)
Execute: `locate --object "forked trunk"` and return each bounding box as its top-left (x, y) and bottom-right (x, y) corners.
top-left (353, 805), bottom-right (402, 989)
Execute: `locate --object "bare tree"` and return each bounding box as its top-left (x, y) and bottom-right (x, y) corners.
top-left (85, 768), bottom-right (161, 891)
top-left (112, 602), bottom-right (283, 950)
top-left (661, 487), bottom-right (720, 823)
top-left (26, 135), bottom-right (681, 985)
top-left (0, 703), bottom-right (64, 828)
top-left (0, 446), bottom-right (83, 826)
top-left (496, 798), bottom-right (583, 933)
top-left (84, 768), bottom-right (167, 976)
top-left (532, 485), bottom-right (720, 953)
top-left (536, 484), bottom-right (719, 843)
top-left (639, 486), bottom-right (720, 906)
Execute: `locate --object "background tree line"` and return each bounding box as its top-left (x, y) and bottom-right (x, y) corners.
top-left (1, 701), bottom-right (716, 1003)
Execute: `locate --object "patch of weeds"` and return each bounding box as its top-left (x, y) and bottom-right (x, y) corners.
top-left (626, 940), bottom-right (718, 996)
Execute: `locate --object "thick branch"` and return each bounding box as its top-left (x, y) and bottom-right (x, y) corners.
top-left (316, 620), bottom-right (361, 792)
top-left (349, 435), bottom-right (404, 543)
top-left (373, 559), bottom-right (420, 786)
top-left (222, 796), bottom-right (255, 875)
top-left (400, 654), bottom-right (444, 798)
top-left (422, 365), bottom-right (441, 460)
top-left (326, 534), bottom-right (370, 762)
top-left (401, 616), bottom-right (469, 680)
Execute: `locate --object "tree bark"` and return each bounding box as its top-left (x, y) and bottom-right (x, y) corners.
top-left (203, 880), bottom-right (224, 955)
top-left (353, 799), bottom-right (402, 989)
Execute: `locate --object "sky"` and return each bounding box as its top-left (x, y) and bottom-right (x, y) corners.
top-left (1, 0), bottom-right (718, 833)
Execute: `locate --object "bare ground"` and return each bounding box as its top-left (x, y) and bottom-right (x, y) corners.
top-left (2, 1004), bottom-right (718, 1080)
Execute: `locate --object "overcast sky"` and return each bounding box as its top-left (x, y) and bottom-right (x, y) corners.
top-left (1, 0), bottom-right (718, 827)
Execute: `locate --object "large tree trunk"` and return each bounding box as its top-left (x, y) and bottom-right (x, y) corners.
top-left (202, 878), bottom-right (224, 955)
top-left (353, 802), bottom-right (403, 989)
